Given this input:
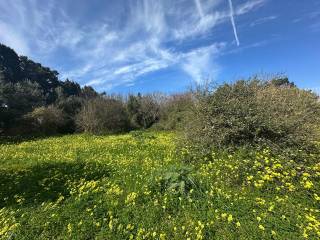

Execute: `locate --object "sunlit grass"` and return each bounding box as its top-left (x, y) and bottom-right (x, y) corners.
top-left (0, 132), bottom-right (319, 239)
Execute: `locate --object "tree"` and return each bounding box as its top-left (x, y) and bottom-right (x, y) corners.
top-left (61, 79), bottom-right (81, 96)
top-left (126, 93), bottom-right (160, 129)
top-left (0, 70), bottom-right (6, 132)
top-left (0, 71), bottom-right (4, 81)
top-left (155, 93), bottom-right (193, 130)
top-left (19, 56), bottom-right (61, 104)
top-left (270, 77), bottom-right (295, 87)
top-left (56, 96), bottom-right (84, 133)
top-left (0, 79), bottom-right (45, 131)
top-left (139, 94), bottom-right (160, 128)
top-left (0, 44), bottom-right (22, 83)
top-left (81, 86), bottom-right (99, 99)
top-left (25, 105), bottom-right (65, 135)
top-left (0, 43), bottom-right (102, 135)
top-left (76, 97), bottom-right (130, 134)
top-left (127, 94), bottom-right (143, 128)
top-left (0, 43), bottom-right (90, 106)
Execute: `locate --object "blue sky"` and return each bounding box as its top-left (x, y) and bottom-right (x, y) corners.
top-left (0, 0), bottom-right (319, 94)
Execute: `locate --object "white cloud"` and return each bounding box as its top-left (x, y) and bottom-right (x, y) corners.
top-left (236, 0), bottom-right (266, 15)
top-left (0, 0), bottom-right (267, 90)
top-left (181, 44), bottom-right (224, 83)
top-left (0, 21), bottom-right (30, 55)
top-left (194, 0), bottom-right (205, 19)
top-left (250, 15), bottom-right (277, 27)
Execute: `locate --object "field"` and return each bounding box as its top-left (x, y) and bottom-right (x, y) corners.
top-left (0, 132), bottom-right (319, 239)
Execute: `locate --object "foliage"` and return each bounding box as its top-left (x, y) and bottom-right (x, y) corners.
top-left (158, 165), bottom-right (196, 195)
top-left (0, 43), bottom-right (22, 83)
top-left (182, 79), bottom-right (320, 157)
top-left (270, 77), bottom-right (295, 87)
top-left (0, 43), bottom-right (99, 135)
top-left (0, 132), bottom-right (319, 239)
top-left (0, 44), bottom-right (62, 104)
top-left (154, 93), bottom-right (193, 130)
top-left (25, 105), bottom-right (66, 135)
top-left (56, 96), bottom-right (84, 133)
top-left (0, 79), bottom-right (46, 132)
top-left (76, 97), bottom-right (130, 134)
top-left (80, 86), bottom-right (99, 99)
top-left (127, 93), bottom-right (161, 129)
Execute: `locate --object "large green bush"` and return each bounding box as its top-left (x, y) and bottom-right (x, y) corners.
top-left (182, 79), bottom-right (320, 157)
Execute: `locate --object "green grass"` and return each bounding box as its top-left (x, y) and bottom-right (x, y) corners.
top-left (0, 131), bottom-right (319, 239)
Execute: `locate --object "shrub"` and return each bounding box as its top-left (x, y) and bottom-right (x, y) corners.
top-left (127, 93), bottom-right (161, 129)
top-left (76, 97), bottom-right (130, 134)
top-left (56, 96), bottom-right (84, 133)
top-left (182, 78), bottom-right (320, 157)
top-left (26, 105), bottom-right (65, 135)
top-left (153, 93), bottom-right (193, 130)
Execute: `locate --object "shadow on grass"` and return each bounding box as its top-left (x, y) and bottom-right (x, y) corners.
top-left (0, 134), bottom-right (67, 145)
top-left (0, 161), bottom-right (113, 208)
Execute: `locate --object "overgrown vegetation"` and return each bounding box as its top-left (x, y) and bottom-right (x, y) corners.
top-left (76, 97), bottom-right (130, 134)
top-left (181, 79), bottom-right (320, 160)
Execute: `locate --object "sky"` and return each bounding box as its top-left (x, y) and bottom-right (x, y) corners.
top-left (0, 0), bottom-right (319, 94)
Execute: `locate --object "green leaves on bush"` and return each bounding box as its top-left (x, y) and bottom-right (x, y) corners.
top-left (182, 78), bottom-right (320, 157)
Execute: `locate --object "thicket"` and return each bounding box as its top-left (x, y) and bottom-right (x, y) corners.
top-left (75, 97), bottom-right (130, 134)
top-left (153, 93), bottom-right (194, 130)
top-left (181, 78), bottom-right (320, 160)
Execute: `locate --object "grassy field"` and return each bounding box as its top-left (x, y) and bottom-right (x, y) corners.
top-left (0, 131), bottom-right (319, 239)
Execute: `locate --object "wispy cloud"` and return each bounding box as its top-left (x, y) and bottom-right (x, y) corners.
top-left (228, 0), bottom-right (240, 46)
top-left (236, 0), bottom-right (266, 15)
top-left (194, 0), bottom-right (205, 19)
top-left (291, 10), bottom-right (320, 33)
top-left (250, 15), bottom-right (277, 27)
top-left (181, 43), bottom-right (225, 83)
top-left (0, 0), bottom-right (267, 90)
top-left (308, 11), bottom-right (320, 32)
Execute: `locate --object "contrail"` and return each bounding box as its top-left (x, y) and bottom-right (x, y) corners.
top-left (228, 0), bottom-right (240, 46)
top-left (194, 0), bottom-right (204, 19)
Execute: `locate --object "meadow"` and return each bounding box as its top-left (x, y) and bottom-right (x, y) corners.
top-left (0, 131), bottom-right (319, 239)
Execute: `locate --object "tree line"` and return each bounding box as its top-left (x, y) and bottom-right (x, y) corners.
top-left (0, 43), bottom-right (192, 135)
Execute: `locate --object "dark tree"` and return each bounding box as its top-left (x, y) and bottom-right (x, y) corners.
top-left (0, 43), bottom-right (101, 135)
top-left (81, 86), bottom-right (99, 99)
top-left (270, 77), bottom-right (295, 87)
top-left (61, 79), bottom-right (81, 96)
top-left (0, 44), bottom-right (22, 83)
